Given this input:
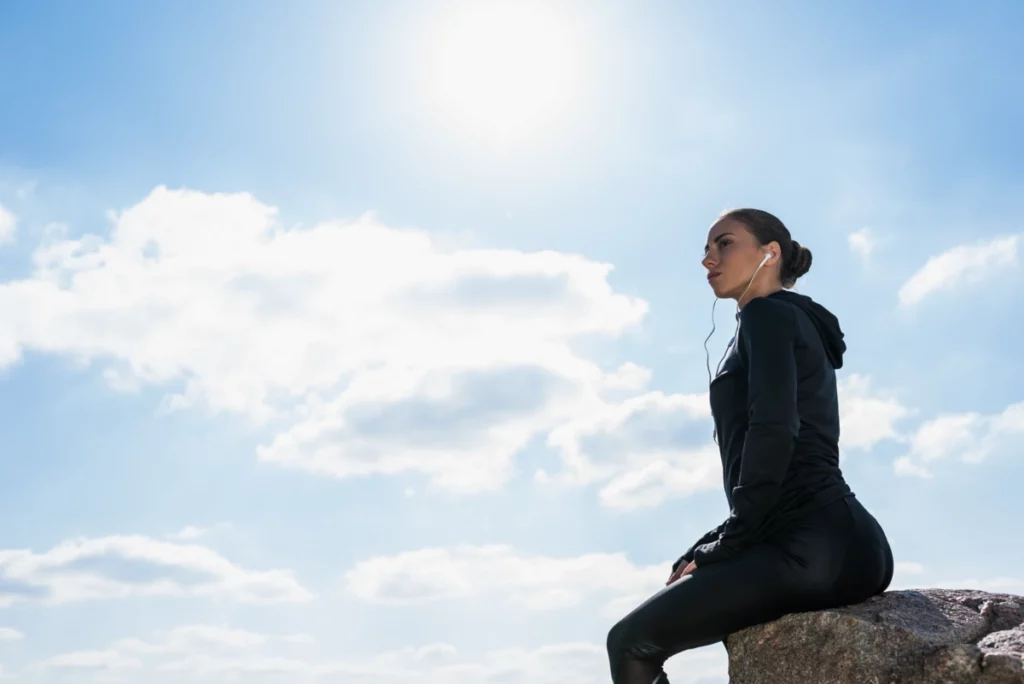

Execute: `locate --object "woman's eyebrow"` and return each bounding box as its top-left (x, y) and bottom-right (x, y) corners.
top-left (704, 232), bottom-right (735, 254)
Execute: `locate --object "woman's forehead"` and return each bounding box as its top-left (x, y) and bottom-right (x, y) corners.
top-left (706, 219), bottom-right (748, 243)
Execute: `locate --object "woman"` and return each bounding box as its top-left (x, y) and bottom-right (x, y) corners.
top-left (606, 208), bottom-right (894, 684)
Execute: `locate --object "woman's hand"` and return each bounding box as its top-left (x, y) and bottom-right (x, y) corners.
top-left (666, 559), bottom-right (698, 585)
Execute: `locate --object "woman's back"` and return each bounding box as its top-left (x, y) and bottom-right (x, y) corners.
top-left (704, 289), bottom-right (853, 563)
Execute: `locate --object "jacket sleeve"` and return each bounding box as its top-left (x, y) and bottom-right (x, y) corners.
top-left (691, 299), bottom-right (800, 567)
top-left (671, 520), bottom-right (728, 572)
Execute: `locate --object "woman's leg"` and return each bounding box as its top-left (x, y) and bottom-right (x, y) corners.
top-left (607, 496), bottom-right (865, 684)
top-left (606, 542), bottom-right (798, 684)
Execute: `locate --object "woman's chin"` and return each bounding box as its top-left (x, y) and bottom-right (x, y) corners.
top-left (708, 280), bottom-right (733, 299)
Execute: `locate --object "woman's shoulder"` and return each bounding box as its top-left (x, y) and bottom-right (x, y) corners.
top-left (738, 294), bottom-right (799, 329)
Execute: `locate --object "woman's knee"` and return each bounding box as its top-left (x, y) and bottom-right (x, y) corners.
top-left (607, 616), bottom-right (665, 684)
top-left (606, 615), bottom-right (632, 658)
top-left (607, 613), bottom-right (653, 672)
top-left (606, 617), bottom-right (630, 681)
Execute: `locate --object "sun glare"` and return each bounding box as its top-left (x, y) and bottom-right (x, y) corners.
top-left (427, 2), bottom-right (583, 146)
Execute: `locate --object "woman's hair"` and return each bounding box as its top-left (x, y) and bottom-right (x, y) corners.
top-left (717, 208), bottom-right (812, 288)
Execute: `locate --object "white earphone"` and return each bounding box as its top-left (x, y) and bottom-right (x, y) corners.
top-left (740, 250), bottom-right (774, 307)
top-left (703, 248), bottom-right (779, 444)
top-left (704, 250), bottom-right (777, 385)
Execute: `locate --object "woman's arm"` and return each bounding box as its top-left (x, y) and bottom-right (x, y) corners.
top-left (671, 520), bottom-right (728, 573)
top-left (691, 298), bottom-right (800, 567)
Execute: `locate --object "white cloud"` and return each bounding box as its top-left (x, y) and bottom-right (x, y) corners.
top-left (895, 561), bottom-right (925, 574)
top-left (600, 361), bottom-right (653, 394)
top-left (932, 576), bottom-right (1024, 595)
top-left (595, 443), bottom-right (720, 511)
top-left (888, 561), bottom-right (927, 589)
top-left (30, 624), bottom-right (316, 681)
top-left (838, 374), bottom-right (913, 451)
top-left (0, 186), bottom-right (652, 495)
top-left (30, 639), bottom-right (613, 684)
top-left (343, 544), bottom-right (665, 612)
top-left (8, 185), bottom-right (976, 512)
top-left (894, 399), bottom-right (1024, 477)
top-left (547, 389), bottom-right (711, 481)
top-left (34, 648), bottom-right (142, 672)
top-left (160, 653), bottom-right (314, 678)
top-left (0, 533), bottom-right (312, 607)
top-left (164, 523), bottom-right (233, 541)
top-left (848, 227), bottom-right (874, 259)
top-left (29, 634), bottom-right (728, 684)
top-left (321, 643), bottom-right (608, 683)
top-left (888, 563), bottom-right (1024, 597)
top-left (898, 233), bottom-right (1020, 307)
top-left (0, 203), bottom-right (15, 245)
top-left (0, 627), bottom-right (23, 641)
top-left (114, 624), bottom-right (315, 656)
top-left (544, 389), bottom-right (718, 509)
top-left (165, 526), bottom-right (207, 541)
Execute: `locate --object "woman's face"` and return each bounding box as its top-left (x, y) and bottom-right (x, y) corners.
top-left (702, 219), bottom-right (775, 300)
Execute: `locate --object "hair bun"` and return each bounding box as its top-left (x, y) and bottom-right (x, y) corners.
top-left (786, 240), bottom-right (813, 283)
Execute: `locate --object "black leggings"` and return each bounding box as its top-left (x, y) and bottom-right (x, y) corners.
top-left (606, 494), bottom-right (893, 684)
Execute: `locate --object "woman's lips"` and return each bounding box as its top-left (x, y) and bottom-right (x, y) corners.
top-left (707, 272), bottom-right (721, 281)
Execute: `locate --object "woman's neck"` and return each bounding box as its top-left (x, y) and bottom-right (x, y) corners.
top-left (737, 282), bottom-right (783, 309)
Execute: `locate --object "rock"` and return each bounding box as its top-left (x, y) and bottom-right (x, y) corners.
top-left (725, 589), bottom-right (1024, 683)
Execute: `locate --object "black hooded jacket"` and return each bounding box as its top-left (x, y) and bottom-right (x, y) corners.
top-left (675, 289), bottom-right (853, 570)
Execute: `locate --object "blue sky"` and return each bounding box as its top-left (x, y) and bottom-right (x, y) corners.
top-left (1, 0), bottom-right (1022, 681)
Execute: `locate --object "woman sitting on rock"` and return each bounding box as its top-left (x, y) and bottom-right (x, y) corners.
top-left (606, 208), bottom-right (895, 684)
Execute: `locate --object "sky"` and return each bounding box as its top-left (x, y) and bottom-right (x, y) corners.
top-left (0, 0), bottom-right (1022, 681)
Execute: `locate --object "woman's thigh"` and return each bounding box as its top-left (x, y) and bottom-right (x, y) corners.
top-left (607, 543), bottom-right (796, 666)
top-left (609, 499), bottom-right (861, 671)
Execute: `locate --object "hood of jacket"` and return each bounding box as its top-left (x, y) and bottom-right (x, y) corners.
top-left (769, 289), bottom-right (846, 369)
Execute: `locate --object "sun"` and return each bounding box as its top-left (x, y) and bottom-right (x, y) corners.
top-left (427, 1), bottom-right (583, 145)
